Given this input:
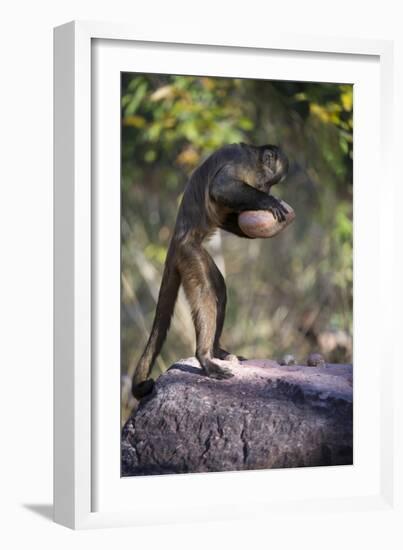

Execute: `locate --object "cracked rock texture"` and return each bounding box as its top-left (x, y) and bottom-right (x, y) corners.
top-left (121, 358), bottom-right (353, 476)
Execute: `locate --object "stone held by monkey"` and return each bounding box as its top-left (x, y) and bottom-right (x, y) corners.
top-left (238, 200), bottom-right (295, 238)
top-left (132, 142), bottom-right (291, 399)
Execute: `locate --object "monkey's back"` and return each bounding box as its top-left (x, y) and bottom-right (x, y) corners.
top-left (173, 145), bottom-right (245, 241)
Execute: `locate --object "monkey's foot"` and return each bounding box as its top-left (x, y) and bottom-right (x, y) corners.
top-left (202, 358), bottom-right (234, 380)
top-left (132, 378), bottom-right (155, 399)
top-left (215, 348), bottom-right (247, 362)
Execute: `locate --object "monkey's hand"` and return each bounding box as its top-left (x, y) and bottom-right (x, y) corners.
top-left (265, 195), bottom-right (288, 222)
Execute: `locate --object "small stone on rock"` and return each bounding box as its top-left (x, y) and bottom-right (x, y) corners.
top-left (279, 354), bottom-right (296, 366)
top-left (307, 352), bottom-right (326, 367)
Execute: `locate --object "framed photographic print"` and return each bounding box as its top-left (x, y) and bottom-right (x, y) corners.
top-left (54, 21), bottom-right (397, 530)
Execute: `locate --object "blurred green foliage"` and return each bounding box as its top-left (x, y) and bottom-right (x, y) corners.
top-left (121, 73), bottom-right (353, 414)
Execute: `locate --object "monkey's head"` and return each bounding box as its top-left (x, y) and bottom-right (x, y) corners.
top-left (256, 144), bottom-right (289, 192)
top-left (238, 143), bottom-right (289, 193)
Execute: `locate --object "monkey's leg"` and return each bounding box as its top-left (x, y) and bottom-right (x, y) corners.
top-left (178, 245), bottom-right (233, 380)
top-left (209, 257), bottom-right (227, 356)
top-left (204, 255), bottom-right (240, 362)
top-left (196, 252), bottom-right (245, 363)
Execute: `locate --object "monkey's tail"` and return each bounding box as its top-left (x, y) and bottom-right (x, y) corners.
top-left (132, 247), bottom-right (181, 399)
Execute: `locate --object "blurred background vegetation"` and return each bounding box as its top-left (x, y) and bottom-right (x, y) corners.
top-left (121, 73), bottom-right (353, 419)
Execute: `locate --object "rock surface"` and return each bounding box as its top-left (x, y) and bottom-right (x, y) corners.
top-left (121, 357), bottom-right (353, 476)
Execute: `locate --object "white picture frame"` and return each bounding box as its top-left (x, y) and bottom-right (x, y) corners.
top-left (54, 20), bottom-right (398, 530)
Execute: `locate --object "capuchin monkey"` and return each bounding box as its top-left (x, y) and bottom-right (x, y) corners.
top-left (132, 143), bottom-right (289, 399)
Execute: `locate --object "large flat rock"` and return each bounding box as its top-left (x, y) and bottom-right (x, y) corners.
top-left (122, 358), bottom-right (353, 476)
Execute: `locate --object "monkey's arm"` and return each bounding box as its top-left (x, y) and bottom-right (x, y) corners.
top-left (218, 212), bottom-right (254, 239)
top-left (210, 167), bottom-right (288, 221)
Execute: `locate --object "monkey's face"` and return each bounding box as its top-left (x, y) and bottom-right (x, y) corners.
top-left (256, 145), bottom-right (289, 192)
